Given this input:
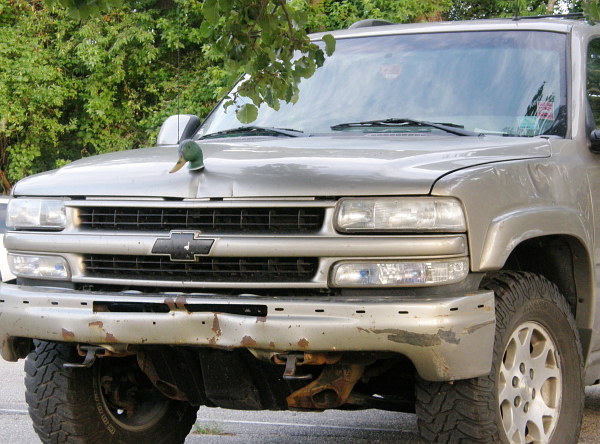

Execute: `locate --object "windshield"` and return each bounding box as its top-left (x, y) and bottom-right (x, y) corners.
top-left (198, 30), bottom-right (567, 138)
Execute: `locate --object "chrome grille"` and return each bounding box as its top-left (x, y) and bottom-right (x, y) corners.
top-left (83, 255), bottom-right (319, 283)
top-left (78, 207), bottom-right (325, 233)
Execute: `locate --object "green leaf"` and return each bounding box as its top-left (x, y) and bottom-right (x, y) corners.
top-left (200, 21), bottom-right (212, 38)
top-left (236, 103), bottom-right (258, 124)
top-left (66, 6), bottom-right (81, 20)
top-left (322, 34), bottom-right (336, 57)
top-left (314, 48), bottom-right (325, 67)
top-left (202, 0), bottom-right (219, 25)
top-left (592, 1), bottom-right (600, 21)
top-left (292, 9), bottom-right (308, 28)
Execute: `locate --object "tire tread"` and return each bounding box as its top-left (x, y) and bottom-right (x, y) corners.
top-left (25, 341), bottom-right (198, 444)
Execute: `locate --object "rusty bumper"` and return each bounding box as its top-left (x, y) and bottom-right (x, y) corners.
top-left (0, 283), bottom-right (495, 381)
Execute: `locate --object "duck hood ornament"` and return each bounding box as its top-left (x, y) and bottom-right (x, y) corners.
top-left (170, 139), bottom-right (204, 173)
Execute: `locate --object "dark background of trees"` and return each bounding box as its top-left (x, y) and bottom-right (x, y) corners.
top-left (0, 0), bottom-right (581, 189)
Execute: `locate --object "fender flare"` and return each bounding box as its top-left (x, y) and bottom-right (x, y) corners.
top-left (477, 205), bottom-right (591, 271)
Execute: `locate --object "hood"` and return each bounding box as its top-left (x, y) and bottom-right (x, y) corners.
top-left (13, 135), bottom-right (551, 199)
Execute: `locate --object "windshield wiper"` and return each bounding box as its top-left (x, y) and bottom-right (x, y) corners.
top-left (199, 126), bottom-right (307, 140)
top-left (330, 118), bottom-right (482, 137)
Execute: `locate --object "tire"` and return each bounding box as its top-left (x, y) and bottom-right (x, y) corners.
top-left (416, 271), bottom-right (584, 444)
top-left (25, 341), bottom-right (199, 444)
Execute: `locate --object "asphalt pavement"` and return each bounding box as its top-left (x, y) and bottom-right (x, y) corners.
top-left (1, 358), bottom-right (599, 443)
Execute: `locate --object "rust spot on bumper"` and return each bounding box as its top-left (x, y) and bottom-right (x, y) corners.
top-left (212, 314), bottom-right (222, 336)
top-left (89, 321), bottom-right (103, 328)
top-left (241, 336), bottom-right (257, 347)
top-left (298, 338), bottom-right (309, 349)
top-left (61, 328), bottom-right (75, 340)
top-left (105, 333), bottom-right (117, 343)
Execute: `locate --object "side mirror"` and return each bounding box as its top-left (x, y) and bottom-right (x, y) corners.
top-left (590, 129), bottom-right (600, 153)
top-left (156, 115), bottom-right (201, 146)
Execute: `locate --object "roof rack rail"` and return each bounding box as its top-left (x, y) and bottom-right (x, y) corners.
top-left (348, 19), bottom-right (396, 29)
top-left (513, 12), bottom-right (584, 20)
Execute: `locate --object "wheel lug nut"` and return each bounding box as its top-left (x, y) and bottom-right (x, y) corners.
top-left (529, 369), bottom-right (534, 380)
top-left (514, 396), bottom-right (521, 407)
top-left (520, 363), bottom-right (526, 374)
top-left (524, 402), bottom-right (529, 413)
top-left (532, 388), bottom-right (536, 399)
top-left (512, 376), bottom-right (519, 388)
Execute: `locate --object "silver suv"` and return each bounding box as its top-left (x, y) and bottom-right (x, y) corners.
top-left (2, 16), bottom-right (599, 444)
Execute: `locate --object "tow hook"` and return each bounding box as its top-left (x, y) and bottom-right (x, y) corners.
top-left (275, 353), bottom-right (313, 380)
top-left (64, 345), bottom-right (107, 368)
top-left (274, 352), bottom-right (343, 380)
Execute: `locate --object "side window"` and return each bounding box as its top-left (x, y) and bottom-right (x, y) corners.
top-left (587, 38), bottom-right (600, 128)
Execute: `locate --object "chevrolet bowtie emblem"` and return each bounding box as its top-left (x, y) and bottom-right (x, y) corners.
top-left (151, 232), bottom-right (214, 261)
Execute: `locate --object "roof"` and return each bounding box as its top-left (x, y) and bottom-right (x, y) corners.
top-left (310, 17), bottom-right (592, 41)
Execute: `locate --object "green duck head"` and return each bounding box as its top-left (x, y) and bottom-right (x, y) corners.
top-left (169, 139), bottom-right (204, 173)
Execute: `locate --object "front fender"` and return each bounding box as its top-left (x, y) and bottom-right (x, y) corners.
top-left (431, 157), bottom-right (594, 273)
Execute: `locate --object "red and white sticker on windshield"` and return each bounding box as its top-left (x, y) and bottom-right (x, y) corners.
top-left (537, 101), bottom-right (554, 120)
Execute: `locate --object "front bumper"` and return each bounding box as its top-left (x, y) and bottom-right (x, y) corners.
top-left (0, 283), bottom-right (495, 381)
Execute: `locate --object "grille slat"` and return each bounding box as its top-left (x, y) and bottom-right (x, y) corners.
top-left (83, 255), bottom-right (318, 283)
top-left (79, 207), bottom-right (324, 233)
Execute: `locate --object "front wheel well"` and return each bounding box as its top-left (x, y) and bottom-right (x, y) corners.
top-left (499, 234), bottom-right (593, 358)
top-left (502, 236), bottom-right (579, 313)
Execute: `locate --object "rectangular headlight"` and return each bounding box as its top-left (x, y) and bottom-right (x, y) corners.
top-left (332, 259), bottom-right (469, 287)
top-left (8, 254), bottom-right (70, 280)
top-left (6, 199), bottom-right (66, 230)
top-left (335, 197), bottom-right (466, 232)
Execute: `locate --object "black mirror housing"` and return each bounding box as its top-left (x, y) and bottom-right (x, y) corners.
top-left (156, 115), bottom-right (201, 146)
top-left (590, 129), bottom-right (600, 153)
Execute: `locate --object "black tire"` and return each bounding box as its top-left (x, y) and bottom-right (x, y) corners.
top-left (416, 271), bottom-right (584, 444)
top-left (25, 341), bottom-right (199, 444)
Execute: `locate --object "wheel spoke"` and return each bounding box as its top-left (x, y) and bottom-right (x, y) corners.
top-left (504, 421), bottom-right (527, 444)
top-left (529, 395), bottom-right (559, 439)
top-left (531, 352), bottom-right (560, 390)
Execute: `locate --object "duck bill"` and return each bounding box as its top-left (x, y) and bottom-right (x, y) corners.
top-left (169, 156), bottom-right (186, 173)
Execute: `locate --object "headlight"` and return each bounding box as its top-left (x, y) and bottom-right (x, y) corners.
top-left (8, 254), bottom-right (70, 280)
top-left (332, 258), bottom-right (469, 287)
top-left (335, 197), bottom-right (466, 232)
top-left (6, 199), bottom-right (66, 230)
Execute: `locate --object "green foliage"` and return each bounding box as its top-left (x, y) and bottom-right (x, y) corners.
top-left (304, 0), bottom-right (452, 32)
top-left (0, 0), bottom-right (226, 184)
top-left (584, 0), bottom-right (600, 20)
top-left (448, 0), bottom-right (573, 19)
top-left (46, 0), bottom-right (124, 20)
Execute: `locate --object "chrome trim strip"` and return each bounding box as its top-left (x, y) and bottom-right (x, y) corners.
top-left (5, 233), bottom-right (467, 258)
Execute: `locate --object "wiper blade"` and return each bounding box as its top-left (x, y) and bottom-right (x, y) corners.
top-left (199, 126), bottom-right (307, 140)
top-left (330, 118), bottom-right (482, 137)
